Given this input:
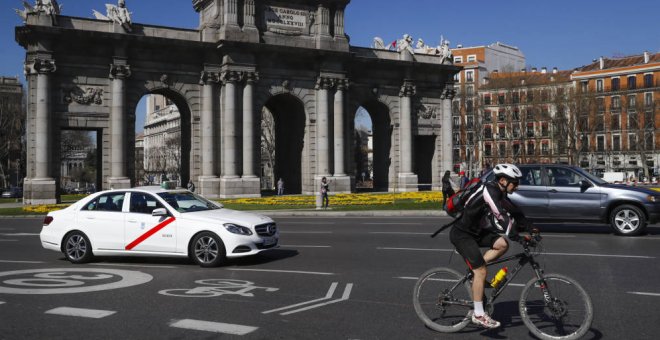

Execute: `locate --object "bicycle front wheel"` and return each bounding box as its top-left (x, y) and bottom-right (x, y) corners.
top-left (519, 273), bottom-right (593, 340)
top-left (413, 267), bottom-right (473, 333)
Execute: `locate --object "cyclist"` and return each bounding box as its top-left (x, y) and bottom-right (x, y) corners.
top-left (449, 163), bottom-right (534, 328)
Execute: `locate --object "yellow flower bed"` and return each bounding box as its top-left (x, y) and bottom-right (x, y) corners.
top-left (23, 204), bottom-right (69, 213)
top-left (220, 191), bottom-right (444, 206)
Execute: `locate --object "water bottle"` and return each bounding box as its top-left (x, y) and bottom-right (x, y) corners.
top-left (490, 267), bottom-right (508, 288)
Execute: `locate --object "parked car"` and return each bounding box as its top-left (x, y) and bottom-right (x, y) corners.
top-left (482, 164), bottom-right (660, 236)
top-left (1, 187), bottom-right (22, 198)
top-left (40, 186), bottom-right (279, 267)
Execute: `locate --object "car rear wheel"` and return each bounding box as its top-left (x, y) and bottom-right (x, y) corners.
top-left (610, 204), bottom-right (646, 236)
top-left (190, 232), bottom-right (226, 267)
top-left (63, 231), bottom-right (94, 264)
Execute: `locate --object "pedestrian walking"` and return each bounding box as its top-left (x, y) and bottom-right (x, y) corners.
top-left (442, 170), bottom-right (455, 209)
top-left (187, 180), bottom-right (195, 192)
top-left (320, 177), bottom-right (330, 208)
top-left (277, 178), bottom-right (284, 195)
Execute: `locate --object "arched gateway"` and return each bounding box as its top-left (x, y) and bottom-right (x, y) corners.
top-left (16, 0), bottom-right (459, 204)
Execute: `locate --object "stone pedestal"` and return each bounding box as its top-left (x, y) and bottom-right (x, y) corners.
top-left (108, 177), bottom-right (131, 190)
top-left (24, 179), bottom-right (57, 205)
top-left (330, 175), bottom-right (351, 194)
top-left (199, 177), bottom-right (221, 198)
top-left (219, 177), bottom-right (260, 198)
top-left (397, 173), bottom-right (419, 192)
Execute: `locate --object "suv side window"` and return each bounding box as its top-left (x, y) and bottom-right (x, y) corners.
top-left (82, 193), bottom-right (126, 212)
top-left (519, 166), bottom-right (542, 186)
top-left (546, 167), bottom-right (583, 187)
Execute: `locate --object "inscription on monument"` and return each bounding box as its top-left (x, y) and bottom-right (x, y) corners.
top-left (265, 6), bottom-right (307, 31)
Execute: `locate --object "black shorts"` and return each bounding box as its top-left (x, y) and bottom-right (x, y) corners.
top-left (450, 227), bottom-right (503, 270)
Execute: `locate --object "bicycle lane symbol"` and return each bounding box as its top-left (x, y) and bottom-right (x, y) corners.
top-left (0, 268), bottom-right (153, 295)
top-left (158, 279), bottom-right (279, 298)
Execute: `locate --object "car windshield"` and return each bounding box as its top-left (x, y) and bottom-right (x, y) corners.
top-left (574, 167), bottom-right (607, 185)
top-left (157, 191), bottom-right (222, 213)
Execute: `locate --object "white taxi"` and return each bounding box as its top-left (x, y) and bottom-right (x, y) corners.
top-left (40, 186), bottom-right (279, 267)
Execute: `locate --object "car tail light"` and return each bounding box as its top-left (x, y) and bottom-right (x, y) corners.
top-left (43, 216), bottom-right (53, 226)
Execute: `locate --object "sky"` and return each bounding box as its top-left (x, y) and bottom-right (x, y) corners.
top-left (2, 0), bottom-right (659, 130)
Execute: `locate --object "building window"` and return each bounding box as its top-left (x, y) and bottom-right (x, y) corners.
top-left (596, 79), bottom-right (603, 92)
top-left (453, 132), bottom-right (460, 142)
top-left (467, 116), bottom-right (474, 129)
top-left (596, 97), bottom-right (605, 113)
top-left (513, 143), bottom-right (521, 155)
top-left (597, 135), bottom-right (605, 152)
top-left (581, 81), bottom-right (588, 93)
top-left (644, 74), bottom-right (654, 88)
top-left (453, 116), bottom-right (460, 129)
top-left (485, 144), bottom-right (492, 156)
top-left (497, 94), bottom-right (505, 104)
top-left (611, 96), bottom-right (621, 110)
top-left (498, 126), bottom-right (506, 138)
top-left (541, 143), bottom-right (549, 155)
top-left (465, 70), bottom-right (474, 82)
top-left (629, 112), bottom-right (638, 129)
top-left (527, 91), bottom-right (534, 102)
top-left (595, 116), bottom-right (604, 131)
top-left (512, 92), bottom-right (520, 104)
top-left (513, 109), bottom-right (520, 121)
top-left (453, 148), bottom-right (460, 160)
top-left (541, 123), bottom-right (549, 137)
top-left (467, 55), bottom-right (477, 62)
top-left (628, 76), bottom-right (636, 90)
top-left (611, 114), bottom-right (620, 130)
top-left (484, 111), bottom-right (492, 122)
top-left (466, 99), bottom-right (474, 113)
top-left (628, 95), bottom-right (637, 109)
top-left (454, 56), bottom-right (463, 63)
top-left (527, 142), bottom-right (535, 155)
top-left (466, 85), bottom-right (474, 96)
top-left (526, 123), bottom-right (534, 137)
top-left (611, 77), bottom-right (620, 91)
top-left (452, 101), bottom-right (460, 114)
top-left (513, 124), bottom-right (521, 138)
top-left (645, 92), bottom-right (653, 106)
top-left (484, 95), bottom-right (491, 105)
top-left (498, 111), bottom-right (505, 122)
top-left (645, 132), bottom-right (654, 150)
top-left (467, 132), bottom-right (474, 144)
top-left (629, 134), bottom-right (637, 150)
top-left (613, 135), bottom-right (620, 151)
top-left (484, 126), bottom-right (492, 139)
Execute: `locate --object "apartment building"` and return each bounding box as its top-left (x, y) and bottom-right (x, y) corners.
top-left (570, 52), bottom-right (659, 178)
top-left (451, 42), bottom-right (526, 176)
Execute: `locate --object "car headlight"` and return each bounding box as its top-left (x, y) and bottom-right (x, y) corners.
top-left (647, 195), bottom-right (660, 203)
top-left (224, 223), bottom-right (253, 235)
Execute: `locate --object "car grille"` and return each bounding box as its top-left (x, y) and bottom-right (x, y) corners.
top-left (255, 223), bottom-right (277, 236)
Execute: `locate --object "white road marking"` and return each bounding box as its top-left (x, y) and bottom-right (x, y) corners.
top-left (377, 247), bottom-right (456, 252)
top-left (279, 231), bottom-right (332, 234)
top-left (45, 307), bottom-right (116, 318)
top-left (0, 301), bottom-right (4, 305)
top-left (169, 319), bottom-right (257, 335)
top-left (0, 233), bottom-right (39, 236)
top-left (369, 232), bottom-right (429, 235)
top-left (628, 291), bottom-right (660, 297)
top-left (362, 222), bottom-right (422, 225)
top-left (226, 268), bottom-right (334, 276)
top-left (395, 276), bottom-right (526, 287)
top-left (89, 263), bottom-right (177, 269)
top-left (0, 260), bottom-right (44, 264)
top-left (280, 245), bottom-right (332, 248)
top-left (280, 284), bottom-right (353, 315)
top-left (544, 252), bottom-right (654, 259)
top-left (263, 282), bottom-right (338, 314)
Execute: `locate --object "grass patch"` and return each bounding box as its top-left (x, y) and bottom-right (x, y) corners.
top-left (0, 198), bottom-right (21, 204)
top-left (0, 207), bottom-right (39, 216)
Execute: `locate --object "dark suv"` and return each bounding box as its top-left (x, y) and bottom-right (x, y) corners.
top-left (482, 164), bottom-right (660, 236)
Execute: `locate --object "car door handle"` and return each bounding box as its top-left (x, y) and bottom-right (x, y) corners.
top-left (127, 219), bottom-right (137, 223)
top-left (86, 216), bottom-right (95, 220)
top-left (548, 189), bottom-right (558, 193)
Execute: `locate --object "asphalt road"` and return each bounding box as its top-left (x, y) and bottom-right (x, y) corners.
top-left (1, 216), bottom-right (659, 339)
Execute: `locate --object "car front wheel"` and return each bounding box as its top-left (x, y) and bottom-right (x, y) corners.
top-left (63, 231), bottom-right (94, 264)
top-left (610, 204), bottom-right (646, 236)
top-left (190, 232), bottom-right (226, 267)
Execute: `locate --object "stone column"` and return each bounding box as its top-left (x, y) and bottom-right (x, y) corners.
top-left (398, 80), bottom-right (418, 191)
top-left (331, 79), bottom-right (351, 193)
top-left (316, 77), bottom-right (333, 176)
top-left (243, 72), bottom-right (258, 178)
top-left (441, 86), bottom-right (456, 175)
top-left (108, 62), bottom-right (131, 189)
top-left (222, 71), bottom-right (240, 179)
top-left (198, 69), bottom-right (221, 197)
top-left (26, 58), bottom-right (57, 204)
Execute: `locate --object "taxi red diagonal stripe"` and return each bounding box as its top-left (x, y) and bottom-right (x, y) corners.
top-left (125, 217), bottom-right (176, 250)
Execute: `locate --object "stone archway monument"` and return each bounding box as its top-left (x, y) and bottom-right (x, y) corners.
top-left (16, 0), bottom-right (459, 204)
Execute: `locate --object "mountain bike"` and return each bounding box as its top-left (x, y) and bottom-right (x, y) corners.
top-left (413, 231), bottom-right (593, 340)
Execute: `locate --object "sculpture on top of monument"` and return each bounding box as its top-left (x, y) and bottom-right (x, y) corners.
top-left (438, 38), bottom-right (453, 64)
top-left (373, 34), bottom-right (452, 61)
top-left (15, 0), bottom-right (61, 24)
top-left (93, 0), bottom-right (132, 32)
top-left (414, 38), bottom-right (441, 55)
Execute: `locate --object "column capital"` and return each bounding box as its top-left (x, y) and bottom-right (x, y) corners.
top-left (315, 76), bottom-right (335, 90)
top-left (109, 64), bottom-right (131, 79)
top-left (221, 70), bottom-right (242, 84)
top-left (199, 70), bottom-right (221, 85)
top-left (244, 71), bottom-right (259, 84)
top-left (441, 86), bottom-right (456, 100)
top-left (399, 80), bottom-right (416, 97)
top-left (335, 78), bottom-right (349, 91)
top-left (31, 58), bottom-right (56, 74)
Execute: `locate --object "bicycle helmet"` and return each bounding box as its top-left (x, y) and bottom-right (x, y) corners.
top-left (493, 163), bottom-right (522, 180)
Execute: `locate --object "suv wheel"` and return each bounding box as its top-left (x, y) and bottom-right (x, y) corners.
top-left (610, 204), bottom-right (646, 236)
top-left (189, 232), bottom-right (226, 267)
top-left (63, 231), bottom-right (94, 264)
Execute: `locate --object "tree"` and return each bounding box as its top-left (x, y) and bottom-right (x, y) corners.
top-left (0, 88), bottom-right (24, 188)
top-left (260, 107), bottom-right (276, 188)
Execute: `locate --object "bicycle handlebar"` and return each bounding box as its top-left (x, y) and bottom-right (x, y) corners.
top-left (519, 228), bottom-right (542, 247)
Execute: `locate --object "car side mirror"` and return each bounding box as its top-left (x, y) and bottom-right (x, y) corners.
top-left (152, 208), bottom-right (168, 217)
top-left (579, 180), bottom-right (592, 190)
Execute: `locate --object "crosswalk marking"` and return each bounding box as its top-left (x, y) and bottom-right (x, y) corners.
top-left (45, 307), bottom-right (116, 319)
top-left (169, 319), bottom-right (258, 335)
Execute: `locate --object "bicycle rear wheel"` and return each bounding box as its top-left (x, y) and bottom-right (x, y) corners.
top-left (413, 267), bottom-right (473, 333)
top-left (519, 273), bottom-right (593, 340)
